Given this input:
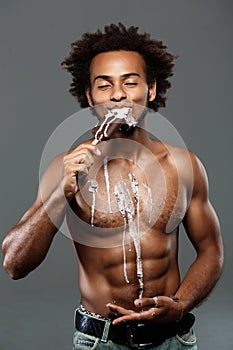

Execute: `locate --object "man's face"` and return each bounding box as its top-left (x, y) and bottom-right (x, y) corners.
top-left (86, 50), bottom-right (156, 108)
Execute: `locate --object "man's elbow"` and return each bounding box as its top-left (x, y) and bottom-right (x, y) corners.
top-left (2, 237), bottom-right (25, 279)
top-left (2, 252), bottom-right (29, 280)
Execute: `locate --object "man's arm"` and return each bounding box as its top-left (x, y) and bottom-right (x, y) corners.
top-left (2, 143), bottom-right (101, 279)
top-left (174, 153), bottom-right (224, 313)
top-left (107, 152), bottom-right (224, 324)
top-left (2, 154), bottom-right (66, 279)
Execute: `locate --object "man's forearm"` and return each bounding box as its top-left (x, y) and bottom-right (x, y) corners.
top-left (2, 187), bottom-right (68, 279)
top-left (175, 248), bottom-right (224, 314)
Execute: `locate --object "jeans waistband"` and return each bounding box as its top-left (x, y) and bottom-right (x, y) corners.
top-left (74, 305), bottom-right (195, 349)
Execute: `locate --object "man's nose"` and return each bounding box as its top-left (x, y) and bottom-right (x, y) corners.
top-left (110, 85), bottom-right (127, 102)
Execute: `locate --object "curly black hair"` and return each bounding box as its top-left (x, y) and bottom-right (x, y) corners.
top-left (62, 23), bottom-right (176, 111)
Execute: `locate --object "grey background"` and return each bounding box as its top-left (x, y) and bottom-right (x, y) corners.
top-left (0, 0), bottom-right (232, 349)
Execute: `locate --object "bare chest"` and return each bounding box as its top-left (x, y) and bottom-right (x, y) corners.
top-left (71, 157), bottom-right (188, 234)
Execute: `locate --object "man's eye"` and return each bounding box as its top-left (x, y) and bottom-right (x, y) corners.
top-left (124, 82), bottom-right (138, 87)
top-left (98, 84), bottom-right (111, 89)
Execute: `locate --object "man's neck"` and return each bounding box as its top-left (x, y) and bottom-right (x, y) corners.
top-left (98, 122), bottom-right (152, 163)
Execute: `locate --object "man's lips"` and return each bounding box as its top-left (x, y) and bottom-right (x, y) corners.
top-left (105, 102), bottom-right (134, 110)
top-left (92, 107), bottom-right (135, 144)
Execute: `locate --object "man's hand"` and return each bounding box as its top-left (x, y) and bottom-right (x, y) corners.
top-left (61, 144), bottom-right (101, 200)
top-left (107, 296), bottom-right (183, 325)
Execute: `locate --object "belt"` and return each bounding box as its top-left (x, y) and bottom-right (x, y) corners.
top-left (75, 307), bottom-right (195, 349)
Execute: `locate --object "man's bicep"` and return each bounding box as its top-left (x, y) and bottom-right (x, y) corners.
top-left (37, 153), bottom-right (64, 202)
top-left (183, 153), bottom-right (222, 252)
top-left (183, 197), bottom-right (221, 253)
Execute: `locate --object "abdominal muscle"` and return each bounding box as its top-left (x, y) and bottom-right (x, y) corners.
top-left (70, 225), bottom-right (180, 318)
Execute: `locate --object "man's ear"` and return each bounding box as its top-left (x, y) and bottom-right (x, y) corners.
top-left (148, 81), bottom-right (156, 102)
top-left (85, 87), bottom-right (93, 107)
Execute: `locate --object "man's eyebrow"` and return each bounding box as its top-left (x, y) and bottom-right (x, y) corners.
top-left (94, 75), bottom-right (111, 82)
top-left (94, 73), bottom-right (140, 83)
top-left (121, 73), bottom-right (140, 78)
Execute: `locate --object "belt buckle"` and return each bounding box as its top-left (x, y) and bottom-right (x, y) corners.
top-left (126, 323), bottom-right (153, 349)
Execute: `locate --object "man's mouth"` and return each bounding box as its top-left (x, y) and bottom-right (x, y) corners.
top-left (92, 106), bottom-right (137, 144)
top-left (106, 102), bottom-right (134, 110)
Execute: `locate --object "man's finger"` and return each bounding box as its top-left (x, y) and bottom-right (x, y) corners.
top-left (134, 297), bottom-right (159, 308)
top-left (112, 312), bottom-right (141, 325)
top-left (112, 308), bottom-right (159, 325)
top-left (106, 303), bottom-right (133, 315)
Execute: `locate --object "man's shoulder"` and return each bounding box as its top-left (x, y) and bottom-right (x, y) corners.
top-left (149, 138), bottom-right (197, 163)
top-left (159, 142), bottom-right (209, 194)
top-left (149, 139), bottom-right (205, 187)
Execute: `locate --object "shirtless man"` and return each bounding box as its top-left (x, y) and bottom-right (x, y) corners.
top-left (2, 24), bottom-right (224, 349)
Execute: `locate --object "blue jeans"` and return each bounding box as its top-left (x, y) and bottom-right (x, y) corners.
top-left (73, 328), bottom-right (198, 349)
